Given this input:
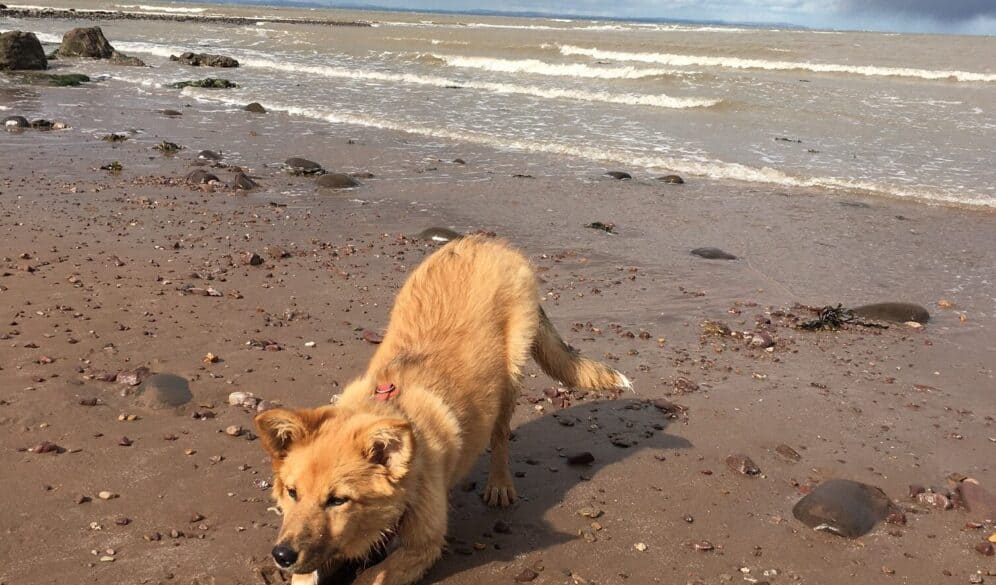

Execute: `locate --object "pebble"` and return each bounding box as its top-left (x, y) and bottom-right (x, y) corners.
top-left (97, 491), bottom-right (118, 500)
top-left (416, 227), bottom-right (461, 243)
top-left (493, 520), bottom-right (512, 534)
top-left (774, 444), bottom-right (802, 462)
top-left (566, 452), bottom-right (595, 465)
top-left (693, 541), bottom-right (715, 551)
top-left (245, 102), bottom-right (266, 113)
top-left (244, 252), bottom-right (264, 266)
top-left (657, 174), bottom-right (684, 184)
top-left (304, 341), bottom-right (316, 348)
top-left (726, 454), bottom-right (761, 476)
top-left (975, 541), bottom-right (994, 556)
top-left (514, 568), bottom-right (539, 582)
top-left (690, 247), bottom-right (738, 260)
top-left (577, 507), bottom-right (603, 519)
top-left (634, 542), bottom-right (648, 552)
top-left (604, 171), bottom-right (631, 180)
top-left (917, 491), bottom-right (953, 510)
top-left (225, 425), bottom-right (244, 437)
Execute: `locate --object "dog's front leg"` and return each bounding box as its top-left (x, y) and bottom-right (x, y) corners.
top-left (354, 487), bottom-right (447, 585)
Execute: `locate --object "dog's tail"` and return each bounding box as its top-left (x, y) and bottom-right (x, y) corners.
top-left (532, 306), bottom-right (632, 391)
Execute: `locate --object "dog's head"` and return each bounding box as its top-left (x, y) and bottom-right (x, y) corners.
top-left (254, 406), bottom-right (415, 574)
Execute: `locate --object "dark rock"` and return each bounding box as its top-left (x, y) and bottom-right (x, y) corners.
top-left (160, 109), bottom-right (183, 117)
top-left (976, 542), bottom-right (995, 556)
top-left (197, 149), bottom-right (222, 161)
top-left (244, 252), bottom-right (264, 266)
top-left (657, 174), bottom-right (684, 184)
top-left (416, 227), bottom-right (461, 243)
top-left (3, 115), bottom-right (30, 129)
top-left (0, 31), bottom-right (47, 70)
top-left (567, 452), bottom-right (595, 465)
top-left (585, 221), bottom-right (616, 234)
top-left (31, 440), bottom-right (64, 454)
top-left (850, 302), bottom-right (930, 324)
top-left (284, 157), bottom-right (323, 175)
top-left (244, 102), bottom-right (266, 113)
top-left (169, 51), bottom-right (239, 67)
top-left (452, 158), bottom-right (466, 164)
top-left (690, 247), bottom-right (737, 260)
top-left (30, 119), bottom-right (52, 129)
top-left (110, 52), bottom-right (145, 66)
top-left (133, 373), bottom-right (192, 409)
top-left (493, 520), bottom-right (512, 534)
top-left (839, 201), bottom-right (871, 209)
top-left (351, 171), bottom-right (375, 179)
top-left (725, 453), bottom-right (760, 476)
top-left (792, 479), bottom-right (896, 538)
top-left (316, 173), bottom-right (359, 190)
top-left (170, 78), bottom-right (237, 89)
top-left (155, 140), bottom-right (182, 154)
top-left (232, 172), bottom-right (258, 191)
top-left (514, 568), bottom-right (539, 582)
top-left (362, 329), bottom-right (384, 344)
top-left (185, 169), bottom-right (219, 184)
top-left (604, 171), bottom-right (631, 180)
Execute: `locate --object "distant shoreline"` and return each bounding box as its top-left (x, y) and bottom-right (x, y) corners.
top-left (0, 6), bottom-right (372, 26)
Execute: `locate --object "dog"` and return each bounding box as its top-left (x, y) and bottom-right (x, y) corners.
top-left (255, 235), bottom-right (631, 585)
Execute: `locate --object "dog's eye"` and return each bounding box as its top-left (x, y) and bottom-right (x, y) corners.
top-left (287, 487), bottom-right (298, 501)
top-left (325, 495), bottom-right (349, 508)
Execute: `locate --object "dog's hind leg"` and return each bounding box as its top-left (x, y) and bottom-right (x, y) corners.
top-left (483, 378), bottom-right (518, 507)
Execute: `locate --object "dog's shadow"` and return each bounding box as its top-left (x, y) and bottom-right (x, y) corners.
top-left (421, 397), bottom-right (692, 583)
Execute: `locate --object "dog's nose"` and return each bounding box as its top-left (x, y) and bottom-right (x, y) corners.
top-left (271, 544), bottom-right (299, 568)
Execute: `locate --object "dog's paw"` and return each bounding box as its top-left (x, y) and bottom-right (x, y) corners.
top-left (483, 483), bottom-right (517, 508)
top-left (290, 571), bottom-right (318, 585)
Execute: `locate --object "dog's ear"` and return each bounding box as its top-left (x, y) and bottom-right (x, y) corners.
top-left (255, 407), bottom-right (334, 460)
top-left (363, 419), bottom-right (414, 482)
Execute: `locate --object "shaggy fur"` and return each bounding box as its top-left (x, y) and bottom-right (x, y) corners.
top-left (255, 236), bottom-right (630, 585)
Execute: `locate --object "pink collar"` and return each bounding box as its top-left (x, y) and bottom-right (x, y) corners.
top-left (374, 383), bottom-right (398, 401)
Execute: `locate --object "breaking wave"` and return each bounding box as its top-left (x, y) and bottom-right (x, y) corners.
top-left (559, 45), bottom-right (996, 82)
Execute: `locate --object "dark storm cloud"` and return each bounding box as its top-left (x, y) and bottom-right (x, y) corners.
top-left (840, 0), bottom-right (996, 22)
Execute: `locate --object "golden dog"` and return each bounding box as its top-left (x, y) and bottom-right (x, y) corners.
top-left (255, 235), bottom-right (631, 585)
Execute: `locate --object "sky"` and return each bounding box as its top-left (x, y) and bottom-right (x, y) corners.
top-left (298, 0), bottom-right (996, 35)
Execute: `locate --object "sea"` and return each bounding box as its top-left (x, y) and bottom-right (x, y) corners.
top-left (3, 1), bottom-right (995, 208)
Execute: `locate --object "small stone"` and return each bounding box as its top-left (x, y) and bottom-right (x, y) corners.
top-left (244, 252), bottom-right (264, 266)
top-left (304, 341), bottom-right (316, 348)
top-left (493, 520), bottom-right (511, 534)
top-left (362, 329), bottom-right (384, 344)
top-left (99, 556), bottom-right (115, 562)
top-left (775, 444), bottom-right (802, 462)
top-left (634, 542), bottom-right (648, 552)
top-left (975, 542), bottom-right (994, 556)
top-left (968, 574), bottom-right (983, 584)
top-left (577, 507), bottom-right (603, 519)
top-left (228, 391), bottom-right (254, 406)
top-left (657, 174), bottom-right (684, 184)
top-left (514, 568), bottom-right (539, 582)
top-left (604, 171), bottom-right (631, 180)
top-left (726, 454), bottom-right (760, 476)
top-left (115, 516), bottom-right (131, 526)
top-left (118, 436), bottom-right (133, 446)
top-left (31, 441), bottom-right (63, 454)
top-left (567, 452), bottom-right (595, 465)
top-left (245, 102), bottom-right (266, 113)
top-left (691, 247), bottom-right (737, 260)
top-left (97, 491), bottom-right (117, 500)
top-left (75, 495), bottom-right (92, 504)
top-left (917, 491), bottom-right (953, 510)
top-left (316, 173), bottom-right (360, 190)
top-left (225, 425), bottom-right (243, 437)
top-left (694, 541), bottom-right (715, 551)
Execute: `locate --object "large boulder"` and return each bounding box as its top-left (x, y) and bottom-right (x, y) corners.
top-left (170, 52), bottom-right (239, 68)
top-left (57, 27), bottom-right (114, 58)
top-left (0, 31), bottom-right (47, 70)
top-left (56, 27), bottom-right (145, 66)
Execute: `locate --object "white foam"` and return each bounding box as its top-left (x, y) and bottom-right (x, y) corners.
top-left (176, 90), bottom-right (994, 209)
top-left (559, 45), bottom-right (996, 82)
top-left (116, 4), bottom-right (206, 13)
top-left (237, 56), bottom-right (717, 108)
top-left (434, 55), bottom-right (687, 80)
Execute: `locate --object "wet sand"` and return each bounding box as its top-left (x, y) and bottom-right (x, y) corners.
top-left (1, 68), bottom-right (995, 585)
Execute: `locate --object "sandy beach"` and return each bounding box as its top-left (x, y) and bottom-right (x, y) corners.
top-left (2, 9), bottom-right (996, 585)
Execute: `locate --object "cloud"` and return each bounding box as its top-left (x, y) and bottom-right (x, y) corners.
top-left (838, 0), bottom-right (996, 22)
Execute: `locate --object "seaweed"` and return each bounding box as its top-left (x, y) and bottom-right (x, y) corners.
top-left (170, 78), bottom-right (237, 89)
top-left (799, 304), bottom-right (888, 331)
